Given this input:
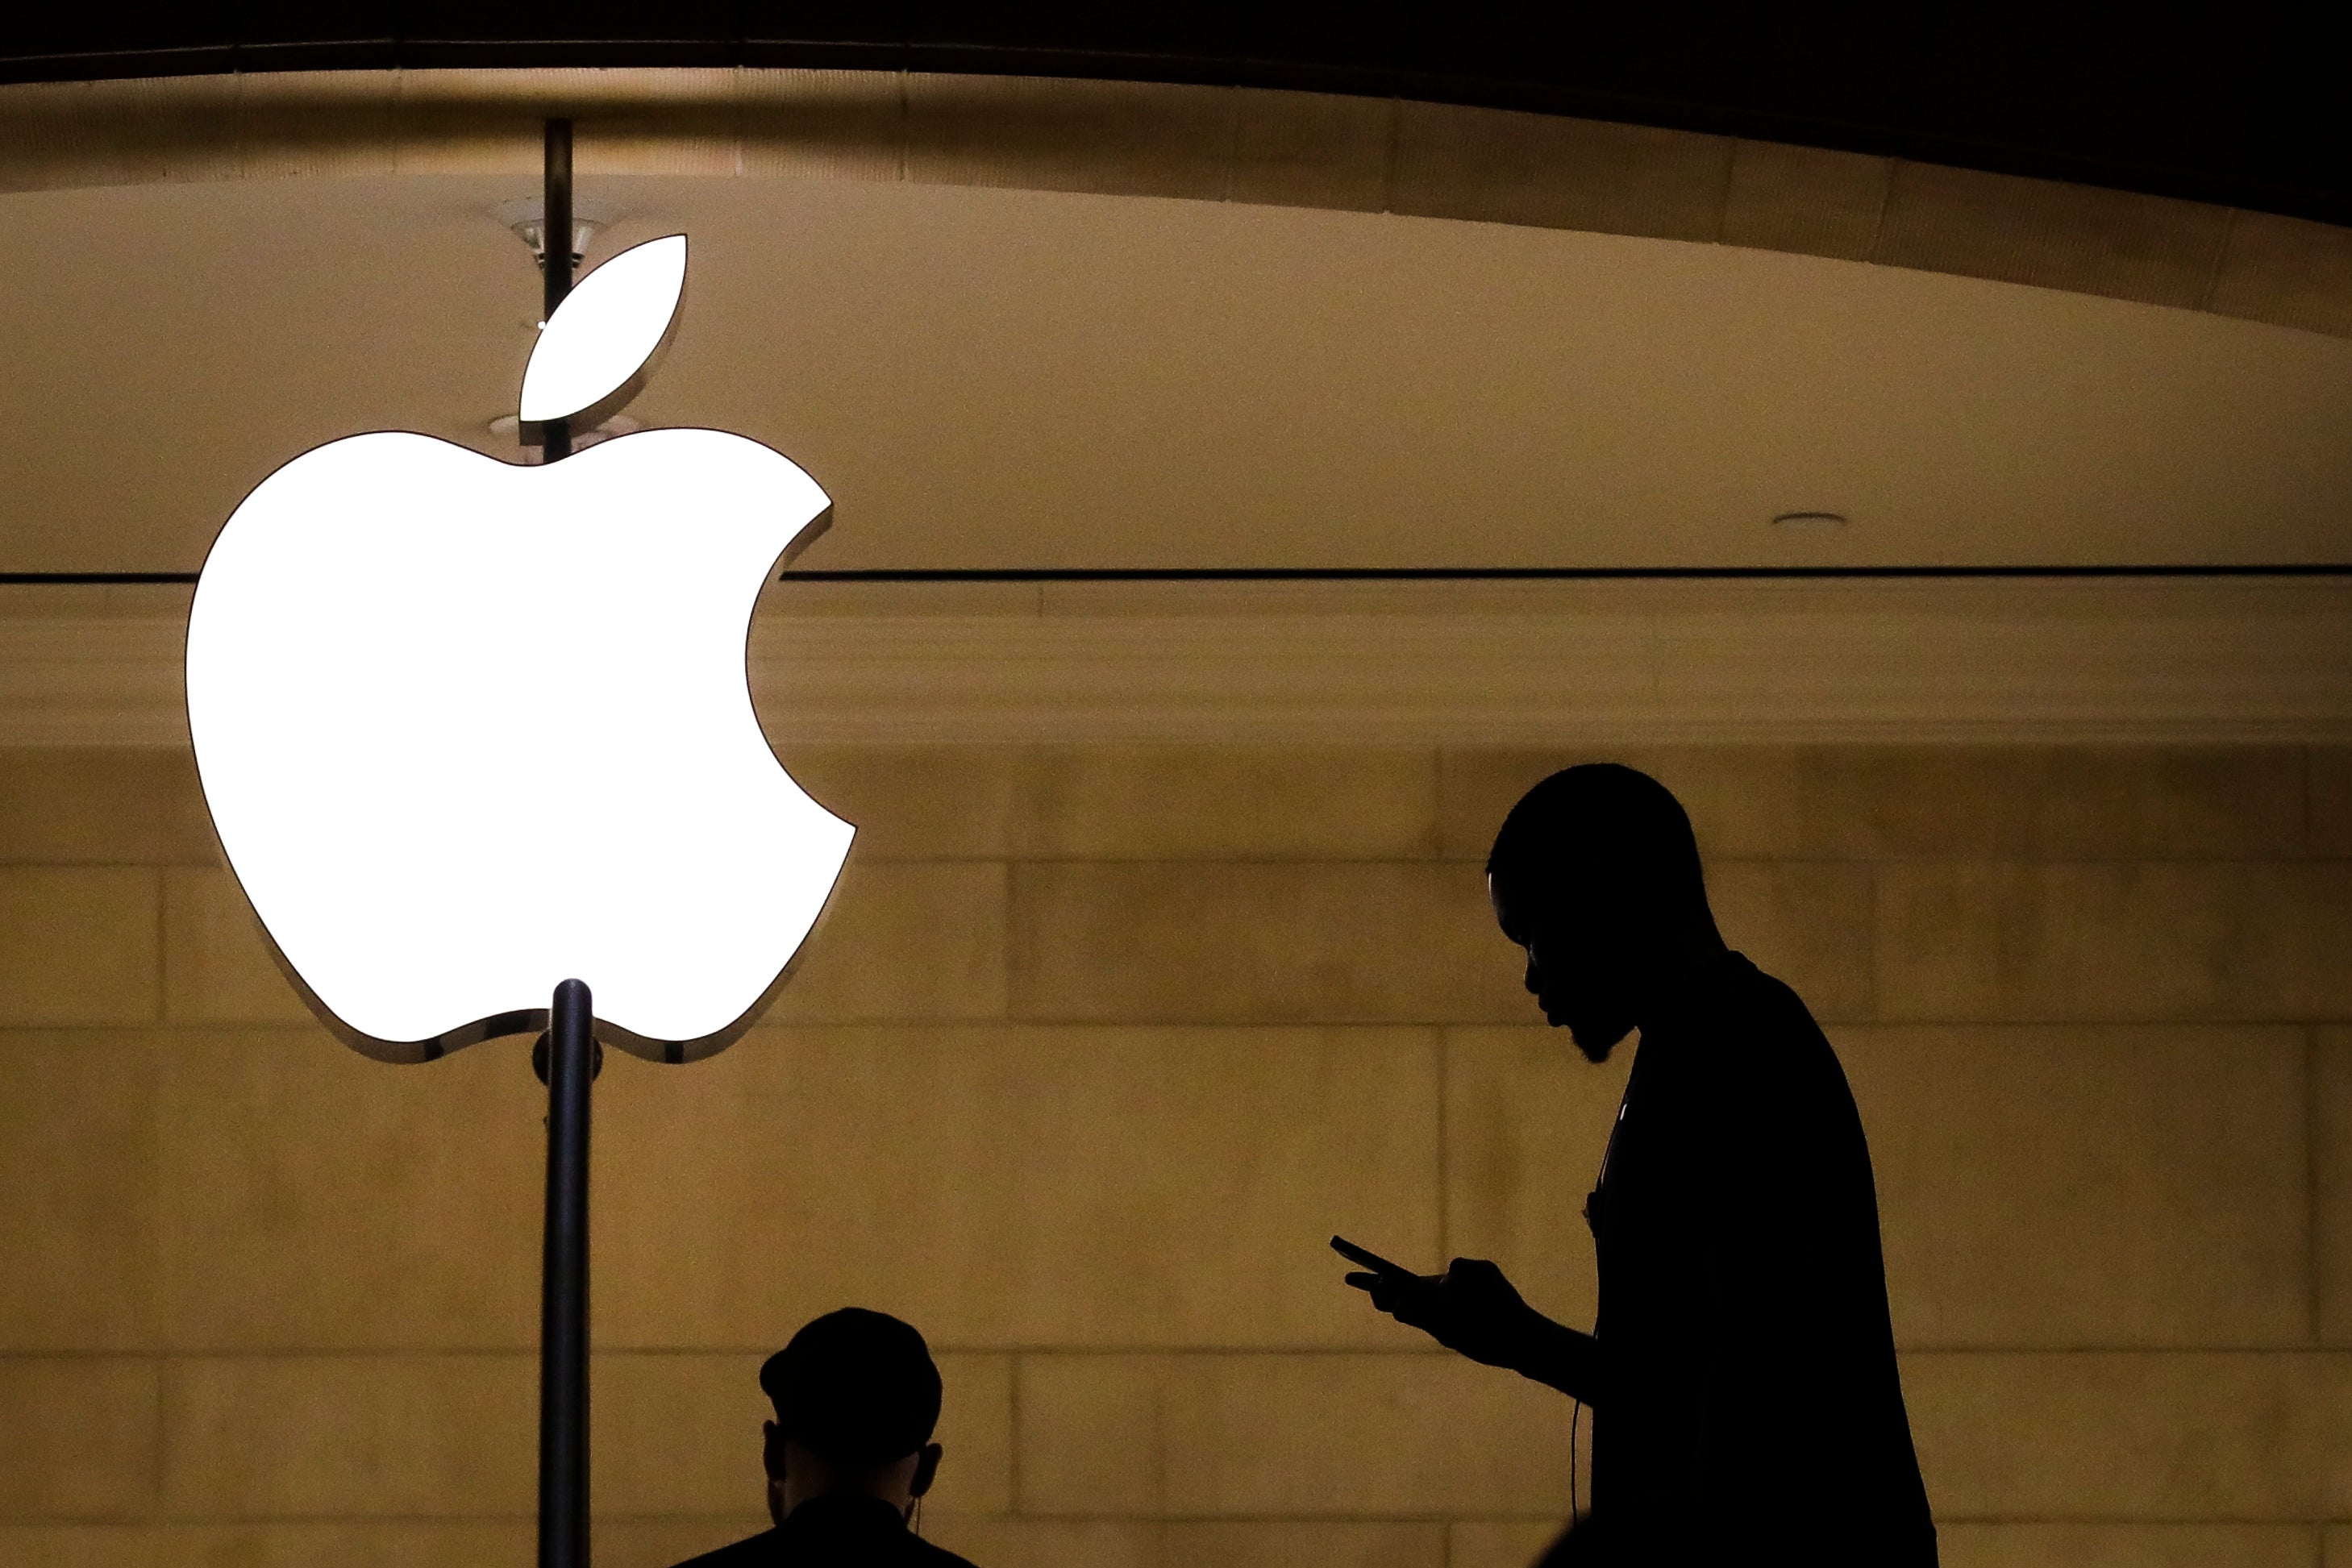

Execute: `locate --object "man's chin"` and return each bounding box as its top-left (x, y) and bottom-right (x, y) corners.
top-left (1558, 1016), bottom-right (1634, 1063)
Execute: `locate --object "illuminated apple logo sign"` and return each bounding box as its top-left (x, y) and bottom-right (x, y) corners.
top-left (185, 235), bottom-right (853, 1064)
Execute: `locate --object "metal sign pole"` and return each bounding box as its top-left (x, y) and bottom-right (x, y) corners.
top-left (541, 119), bottom-right (575, 462)
top-left (536, 116), bottom-right (587, 1568)
top-left (539, 975), bottom-right (594, 1568)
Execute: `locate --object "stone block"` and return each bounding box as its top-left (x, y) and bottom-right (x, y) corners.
top-left (161, 867), bottom-right (309, 1025)
top-left (1875, 162), bottom-right (2232, 310)
top-left (1442, 1026), bottom-right (1632, 1332)
top-left (1721, 141), bottom-right (1892, 261)
top-left (1938, 1522), bottom-right (2320, 1568)
top-left (1841, 1025), bottom-right (2308, 1348)
top-left (1011, 746), bottom-right (1438, 860)
top-left (1875, 863), bottom-right (2352, 1021)
top-left (1707, 861), bottom-right (1875, 1021)
top-left (594, 1350), bottom-right (1009, 1518)
top-left (156, 1029), bottom-right (543, 1350)
top-left (2313, 748), bottom-right (2352, 856)
top-left (161, 1354), bottom-right (535, 1517)
top-left (1448, 1522), bottom-right (1571, 1568)
top-left (0, 749), bottom-right (206, 863)
top-left (0, 1522), bottom-right (538, 1567)
top-left (1015, 1353), bottom-right (1572, 1516)
top-left (907, 76), bottom-right (1234, 201)
top-left (1438, 747), bottom-right (2308, 862)
top-left (0, 1528), bottom-right (153, 1568)
top-left (0, 1359), bottom-right (157, 1520)
top-left (1391, 104), bottom-right (1732, 242)
top-left (0, 867), bottom-right (157, 1025)
top-left (156, 751), bottom-right (219, 863)
top-left (1902, 1350), bottom-right (2352, 1519)
top-left (1009, 861), bottom-right (1525, 1023)
top-left (0, 1031), bottom-right (156, 1350)
top-left (2316, 1028), bottom-right (2352, 1345)
top-left (592, 1025), bottom-right (1438, 1350)
top-left (931, 1519), bottom-right (1445, 1568)
top-left (768, 745), bottom-right (1022, 859)
top-left (1231, 90), bottom-right (1394, 214)
top-left (1800, 746), bottom-right (2301, 862)
top-left (764, 860), bottom-right (1008, 1022)
top-left (1435, 751), bottom-right (1588, 863)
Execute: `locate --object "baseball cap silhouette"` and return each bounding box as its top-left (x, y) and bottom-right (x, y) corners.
top-left (758, 1308), bottom-right (943, 1467)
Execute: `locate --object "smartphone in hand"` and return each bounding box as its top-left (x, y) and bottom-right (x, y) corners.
top-left (1330, 1234), bottom-right (1419, 1279)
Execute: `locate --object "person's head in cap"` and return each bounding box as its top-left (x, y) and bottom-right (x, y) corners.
top-left (759, 1308), bottom-right (946, 1528)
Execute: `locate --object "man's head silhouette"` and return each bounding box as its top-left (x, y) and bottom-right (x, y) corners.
top-left (758, 1308), bottom-right (945, 1527)
top-left (1487, 763), bottom-right (1724, 1061)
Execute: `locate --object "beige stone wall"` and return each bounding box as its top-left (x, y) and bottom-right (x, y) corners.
top-left (1, 742), bottom-right (2348, 1567)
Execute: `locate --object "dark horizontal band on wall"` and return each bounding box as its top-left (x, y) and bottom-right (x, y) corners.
top-left (11, 566), bottom-right (2352, 587)
top-left (777, 565), bottom-right (2352, 582)
top-left (0, 572), bottom-right (201, 584)
top-left (2, 8), bottom-right (2348, 229)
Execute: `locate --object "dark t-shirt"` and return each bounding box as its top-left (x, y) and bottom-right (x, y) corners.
top-left (670, 1497), bottom-right (980, 1568)
top-left (1547, 950), bottom-right (1937, 1566)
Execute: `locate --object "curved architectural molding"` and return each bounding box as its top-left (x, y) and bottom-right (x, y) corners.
top-left (2, 69), bottom-right (2350, 341)
top-left (9, 580), bottom-right (2349, 747)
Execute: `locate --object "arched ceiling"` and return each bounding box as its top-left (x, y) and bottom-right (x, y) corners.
top-left (4, 164), bottom-right (2350, 573)
top-left (0, 55), bottom-right (2345, 740)
top-left (6, 6), bottom-right (2350, 226)
top-left (0, 60), bottom-right (2346, 574)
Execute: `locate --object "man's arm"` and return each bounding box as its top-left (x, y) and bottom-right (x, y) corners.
top-left (1347, 1258), bottom-right (1609, 1406)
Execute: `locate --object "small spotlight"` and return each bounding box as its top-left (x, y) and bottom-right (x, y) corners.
top-left (1771, 511), bottom-right (1848, 530)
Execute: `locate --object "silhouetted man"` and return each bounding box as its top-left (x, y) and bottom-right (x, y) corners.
top-left (671, 1308), bottom-right (980, 1567)
top-left (1345, 764), bottom-right (1934, 1565)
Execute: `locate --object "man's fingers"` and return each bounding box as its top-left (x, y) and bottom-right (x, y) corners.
top-left (1341, 1268), bottom-right (1436, 1317)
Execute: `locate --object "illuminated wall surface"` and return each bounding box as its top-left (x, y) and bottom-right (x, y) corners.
top-left (0, 741), bottom-right (2348, 1566)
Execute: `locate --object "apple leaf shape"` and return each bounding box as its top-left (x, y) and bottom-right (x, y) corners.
top-left (519, 233), bottom-right (687, 435)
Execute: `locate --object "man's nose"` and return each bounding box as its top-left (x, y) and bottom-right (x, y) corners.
top-left (1523, 955), bottom-right (1540, 995)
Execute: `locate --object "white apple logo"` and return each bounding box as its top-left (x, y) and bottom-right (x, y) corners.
top-left (185, 235), bottom-right (853, 1063)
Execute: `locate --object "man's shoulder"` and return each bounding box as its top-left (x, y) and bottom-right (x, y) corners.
top-left (668, 1529), bottom-right (777, 1568)
top-left (666, 1524), bottom-right (981, 1568)
top-left (1663, 952), bottom-right (1848, 1105)
top-left (1712, 950), bottom-right (1815, 1021)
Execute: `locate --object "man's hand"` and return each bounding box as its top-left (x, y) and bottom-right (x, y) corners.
top-left (1343, 1257), bottom-right (1542, 1370)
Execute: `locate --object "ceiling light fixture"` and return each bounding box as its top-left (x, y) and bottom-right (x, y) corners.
top-left (1771, 510), bottom-right (1850, 530)
top-left (492, 194), bottom-right (628, 272)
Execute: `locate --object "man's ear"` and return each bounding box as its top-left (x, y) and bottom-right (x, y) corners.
top-left (910, 1443), bottom-right (943, 1498)
top-left (762, 1420), bottom-right (786, 1481)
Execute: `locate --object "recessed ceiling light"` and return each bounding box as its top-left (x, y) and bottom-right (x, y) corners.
top-left (1771, 510), bottom-right (1848, 530)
